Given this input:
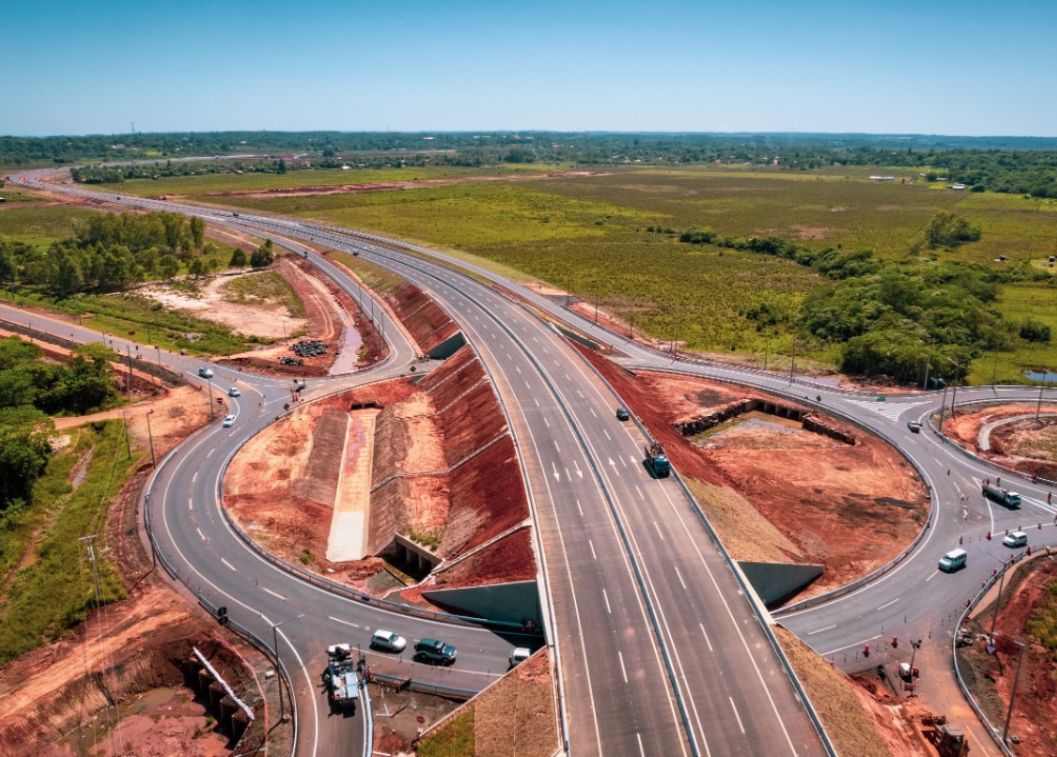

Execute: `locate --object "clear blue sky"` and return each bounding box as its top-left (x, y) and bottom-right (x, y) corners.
top-left (3, 0), bottom-right (1055, 136)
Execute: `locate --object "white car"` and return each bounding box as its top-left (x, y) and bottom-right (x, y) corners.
top-left (370, 630), bottom-right (407, 653)
top-left (222, 414), bottom-right (237, 428)
top-left (228, 387), bottom-right (241, 397)
top-left (1003, 531), bottom-right (1028, 548)
top-left (509, 647), bottom-right (531, 667)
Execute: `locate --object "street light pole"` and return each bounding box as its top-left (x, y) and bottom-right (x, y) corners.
top-left (270, 613), bottom-right (304, 725)
top-left (206, 377), bottom-right (215, 419)
top-left (1002, 638), bottom-right (1027, 746)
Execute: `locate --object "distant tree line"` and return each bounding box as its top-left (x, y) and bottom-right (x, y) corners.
top-left (3, 131), bottom-right (1055, 199)
top-left (678, 219), bottom-right (1050, 383)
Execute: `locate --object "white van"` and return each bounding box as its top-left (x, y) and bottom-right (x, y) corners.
top-left (939, 548), bottom-right (967, 572)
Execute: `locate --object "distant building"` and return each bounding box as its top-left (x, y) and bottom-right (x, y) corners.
top-left (869, 175), bottom-right (895, 181)
top-left (950, 183), bottom-right (966, 190)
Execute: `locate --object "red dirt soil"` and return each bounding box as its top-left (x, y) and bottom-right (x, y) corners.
top-left (579, 346), bottom-right (928, 598)
top-left (943, 402), bottom-right (1057, 480)
top-left (221, 257), bottom-right (385, 376)
top-left (963, 557), bottom-right (1057, 754)
top-left (0, 376), bottom-right (271, 757)
top-left (223, 347), bottom-right (534, 601)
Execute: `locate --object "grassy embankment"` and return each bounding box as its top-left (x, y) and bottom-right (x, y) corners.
top-left (416, 710), bottom-right (475, 757)
top-left (214, 165), bottom-right (1057, 379)
top-left (0, 421), bottom-right (137, 664)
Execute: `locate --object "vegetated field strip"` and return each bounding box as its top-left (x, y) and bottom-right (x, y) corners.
top-left (0, 289), bottom-right (260, 355)
top-left (0, 204), bottom-right (100, 246)
top-left (221, 270), bottom-right (306, 318)
top-left (0, 421), bottom-right (135, 665)
top-left (109, 164), bottom-right (568, 197)
top-left (971, 282), bottom-right (1057, 384)
top-left (43, 165), bottom-right (1057, 374)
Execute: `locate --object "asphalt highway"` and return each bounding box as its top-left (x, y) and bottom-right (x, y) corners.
top-left (10, 166), bottom-right (1056, 756)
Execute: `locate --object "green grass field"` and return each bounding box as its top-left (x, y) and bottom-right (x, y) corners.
top-left (0, 289), bottom-right (264, 355)
top-left (0, 421), bottom-right (135, 665)
top-left (11, 164), bottom-right (1057, 378)
top-left (0, 204), bottom-right (101, 246)
top-left (210, 165), bottom-right (1057, 375)
top-left (971, 282), bottom-right (1057, 384)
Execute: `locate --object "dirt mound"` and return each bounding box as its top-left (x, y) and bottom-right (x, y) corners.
top-left (944, 402), bottom-right (1057, 480)
top-left (389, 282), bottom-right (459, 356)
top-left (578, 346), bottom-right (928, 598)
top-left (434, 528), bottom-right (536, 588)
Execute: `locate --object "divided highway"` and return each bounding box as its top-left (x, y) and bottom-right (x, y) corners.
top-left (10, 167), bottom-right (1056, 756)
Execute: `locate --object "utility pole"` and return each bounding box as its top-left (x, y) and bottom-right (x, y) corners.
top-left (145, 410), bottom-right (157, 467)
top-left (940, 382), bottom-right (950, 427)
top-left (126, 345), bottom-right (134, 394)
top-left (1003, 638), bottom-right (1026, 745)
top-left (80, 535), bottom-right (103, 609)
top-left (122, 412), bottom-right (132, 459)
top-left (206, 377), bottom-right (216, 419)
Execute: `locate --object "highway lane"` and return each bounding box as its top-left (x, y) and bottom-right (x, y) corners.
top-left (0, 273), bottom-right (527, 756)
top-left (255, 219), bottom-right (828, 755)
top-left (21, 166), bottom-right (1057, 754)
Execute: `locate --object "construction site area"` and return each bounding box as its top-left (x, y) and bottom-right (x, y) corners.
top-left (958, 553), bottom-right (1057, 755)
top-left (579, 347), bottom-right (929, 600)
top-left (224, 268), bottom-right (537, 622)
top-left (942, 401), bottom-right (1057, 481)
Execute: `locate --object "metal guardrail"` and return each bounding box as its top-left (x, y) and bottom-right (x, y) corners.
top-left (570, 334), bottom-right (839, 757)
top-left (360, 675), bottom-right (373, 757)
top-left (368, 671), bottom-right (478, 701)
top-left (949, 550), bottom-right (1044, 757)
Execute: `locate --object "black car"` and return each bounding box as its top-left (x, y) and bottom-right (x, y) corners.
top-left (414, 638), bottom-right (457, 665)
top-left (906, 421), bottom-right (922, 433)
top-left (616, 407), bottom-right (630, 421)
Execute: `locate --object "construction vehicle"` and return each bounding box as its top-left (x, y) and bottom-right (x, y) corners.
top-left (982, 483), bottom-right (1021, 509)
top-left (644, 441), bottom-right (671, 478)
top-left (922, 716), bottom-right (968, 757)
top-left (322, 643), bottom-right (360, 714)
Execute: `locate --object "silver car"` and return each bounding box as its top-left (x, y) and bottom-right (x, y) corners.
top-left (222, 414), bottom-right (237, 428)
top-left (370, 630), bottom-right (407, 653)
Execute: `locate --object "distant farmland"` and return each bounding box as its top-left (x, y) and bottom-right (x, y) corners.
top-left (109, 165), bottom-right (1057, 379)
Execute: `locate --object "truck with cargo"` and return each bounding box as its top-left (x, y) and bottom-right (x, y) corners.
top-left (322, 643), bottom-right (360, 714)
top-left (644, 441), bottom-right (671, 478)
top-left (982, 483), bottom-right (1021, 509)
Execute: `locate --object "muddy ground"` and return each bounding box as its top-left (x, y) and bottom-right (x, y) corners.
top-left (580, 348), bottom-right (929, 599)
top-left (943, 402), bottom-right (1057, 480)
top-left (960, 555), bottom-right (1057, 754)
